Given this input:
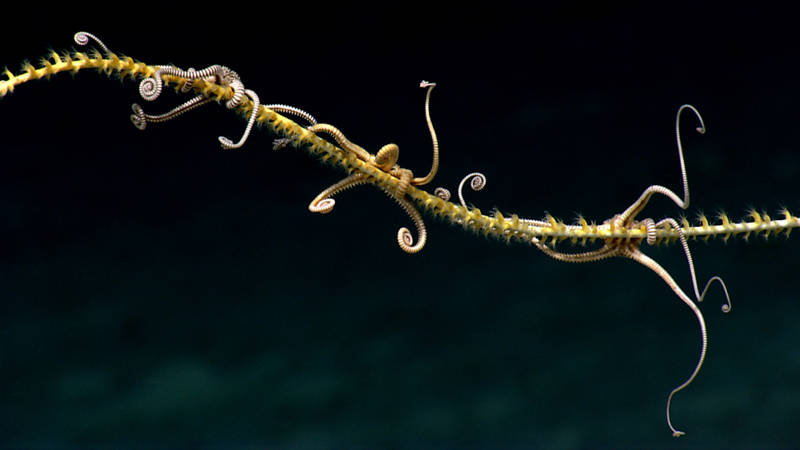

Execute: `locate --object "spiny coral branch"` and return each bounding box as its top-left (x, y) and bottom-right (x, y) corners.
top-left (3, 52), bottom-right (799, 247)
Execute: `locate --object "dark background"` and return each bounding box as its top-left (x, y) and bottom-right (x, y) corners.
top-left (1, 5), bottom-right (798, 448)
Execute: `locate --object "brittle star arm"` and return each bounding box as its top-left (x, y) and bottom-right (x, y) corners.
top-left (384, 188), bottom-right (427, 253)
top-left (130, 95), bottom-right (213, 129)
top-left (303, 83), bottom-right (437, 253)
top-left (605, 104), bottom-right (730, 437)
top-left (303, 121), bottom-right (423, 251)
top-left (615, 105), bottom-right (730, 311)
top-left (526, 231), bottom-right (715, 437)
top-left (309, 174), bottom-right (368, 213)
top-left (532, 241), bottom-right (619, 263)
top-left (138, 65), bottom-right (259, 149)
top-left (619, 104), bottom-right (704, 223)
top-left (659, 218), bottom-right (732, 313)
top-left (411, 81), bottom-right (439, 186)
top-left (73, 31), bottom-right (263, 150)
top-left (449, 103), bottom-right (729, 437)
top-left (308, 124), bottom-right (372, 162)
top-left (622, 247), bottom-right (706, 438)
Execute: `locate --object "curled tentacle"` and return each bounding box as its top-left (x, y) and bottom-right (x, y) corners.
top-left (618, 104), bottom-right (706, 225)
top-left (225, 78), bottom-right (245, 109)
top-left (384, 188), bottom-right (427, 253)
top-left (73, 31), bottom-right (110, 54)
top-left (141, 65), bottom-right (232, 103)
top-left (308, 174), bottom-right (367, 214)
top-left (643, 218), bottom-right (657, 245)
top-left (133, 64), bottom-right (256, 148)
top-left (699, 275), bottom-right (732, 313)
top-left (397, 226), bottom-right (426, 254)
top-left (130, 95), bottom-right (212, 130)
top-left (219, 89), bottom-right (259, 149)
top-left (139, 69), bottom-right (164, 101)
top-left (674, 104), bottom-right (706, 209)
top-left (310, 198), bottom-right (336, 214)
top-left (396, 200), bottom-right (426, 253)
top-left (657, 217), bottom-right (731, 313)
top-left (433, 187), bottom-right (451, 201)
top-left (458, 172), bottom-right (487, 208)
top-left (130, 104), bottom-right (147, 130)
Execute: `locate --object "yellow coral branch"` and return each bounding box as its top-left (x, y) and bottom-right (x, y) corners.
top-left (3, 52), bottom-right (799, 247)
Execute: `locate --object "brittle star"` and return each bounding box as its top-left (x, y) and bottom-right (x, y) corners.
top-left (453, 104), bottom-right (732, 437)
top-left (303, 81), bottom-right (440, 253)
top-left (73, 32), bottom-right (316, 149)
